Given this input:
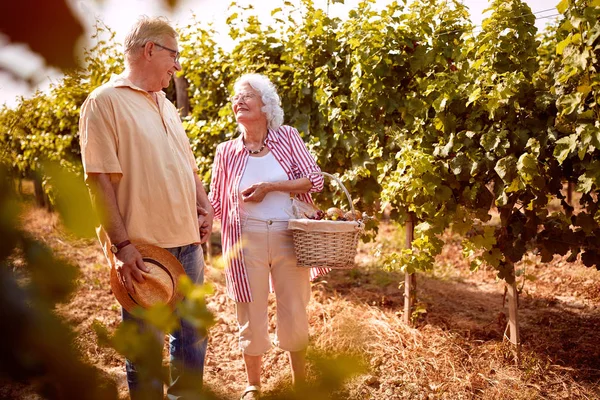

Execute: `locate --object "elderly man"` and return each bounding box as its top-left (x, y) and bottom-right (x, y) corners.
top-left (79, 16), bottom-right (212, 399)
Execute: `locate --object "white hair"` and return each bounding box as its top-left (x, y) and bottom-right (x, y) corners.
top-left (233, 73), bottom-right (284, 130)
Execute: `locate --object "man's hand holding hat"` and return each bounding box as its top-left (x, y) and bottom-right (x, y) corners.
top-left (110, 243), bottom-right (186, 313)
top-left (114, 242), bottom-right (150, 293)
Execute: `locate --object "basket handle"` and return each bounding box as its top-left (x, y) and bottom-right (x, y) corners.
top-left (309, 171), bottom-right (356, 217)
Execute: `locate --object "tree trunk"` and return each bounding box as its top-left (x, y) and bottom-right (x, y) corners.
top-left (174, 74), bottom-right (190, 117)
top-left (403, 214), bottom-right (416, 325)
top-left (506, 264), bottom-right (521, 364)
top-left (567, 181), bottom-right (574, 205)
top-left (33, 175), bottom-right (47, 209)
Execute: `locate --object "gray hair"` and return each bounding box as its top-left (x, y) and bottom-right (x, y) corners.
top-left (123, 16), bottom-right (177, 66)
top-left (234, 74), bottom-right (284, 130)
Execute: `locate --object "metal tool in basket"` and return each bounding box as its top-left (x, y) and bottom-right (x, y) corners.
top-left (288, 172), bottom-right (364, 269)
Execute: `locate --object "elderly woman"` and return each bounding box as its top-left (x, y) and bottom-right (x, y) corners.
top-left (209, 73), bottom-right (325, 399)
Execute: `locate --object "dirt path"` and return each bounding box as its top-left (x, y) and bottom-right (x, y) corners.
top-left (5, 206), bottom-right (600, 399)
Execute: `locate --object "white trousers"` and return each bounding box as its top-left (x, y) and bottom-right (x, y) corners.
top-left (236, 218), bottom-right (311, 355)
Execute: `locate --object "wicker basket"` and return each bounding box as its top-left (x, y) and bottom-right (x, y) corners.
top-left (288, 172), bottom-right (363, 269)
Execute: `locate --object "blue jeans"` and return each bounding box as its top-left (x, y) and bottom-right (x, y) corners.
top-left (123, 244), bottom-right (208, 400)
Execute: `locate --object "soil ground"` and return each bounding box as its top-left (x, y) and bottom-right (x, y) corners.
top-left (2, 203), bottom-right (600, 400)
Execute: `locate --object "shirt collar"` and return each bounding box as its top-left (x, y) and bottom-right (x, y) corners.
top-left (265, 127), bottom-right (280, 145)
top-left (110, 73), bottom-right (138, 89)
top-left (110, 73), bottom-right (165, 98)
top-left (233, 136), bottom-right (246, 154)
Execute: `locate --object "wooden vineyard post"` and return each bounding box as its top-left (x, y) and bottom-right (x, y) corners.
top-left (404, 214), bottom-right (416, 325)
top-left (206, 239), bottom-right (212, 265)
top-left (567, 181), bottom-right (574, 205)
top-left (506, 263), bottom-right (521, 361)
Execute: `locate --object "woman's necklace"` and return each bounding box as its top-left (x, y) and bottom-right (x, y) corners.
top-left (242, 137), bottom-right (266, 155)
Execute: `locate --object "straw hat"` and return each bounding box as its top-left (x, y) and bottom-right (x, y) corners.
top-left (110, 243), bottom-right (185, 313)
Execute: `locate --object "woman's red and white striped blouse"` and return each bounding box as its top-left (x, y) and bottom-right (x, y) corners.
top-left (209, 125), bottom-right (326, 302)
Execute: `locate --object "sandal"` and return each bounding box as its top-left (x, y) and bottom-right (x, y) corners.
top-left (240, 385), bottom-right (261, 399)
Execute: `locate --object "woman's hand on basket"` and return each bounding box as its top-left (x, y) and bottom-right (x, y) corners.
top-left (241, 182), bottom-right (270, 203)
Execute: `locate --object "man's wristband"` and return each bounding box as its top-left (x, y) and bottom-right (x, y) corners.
top-left (110, 240), bottom-right (131, 254)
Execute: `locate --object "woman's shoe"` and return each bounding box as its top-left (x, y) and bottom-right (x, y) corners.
top-left (240, 385), bottom-right (261, 399)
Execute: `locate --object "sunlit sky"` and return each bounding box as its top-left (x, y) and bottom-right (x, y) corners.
top-left (0, 0), bottom-right (558, 108)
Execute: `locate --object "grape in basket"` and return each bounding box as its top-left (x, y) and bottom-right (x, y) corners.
top-left (304, 209), bottom-right (325, 220)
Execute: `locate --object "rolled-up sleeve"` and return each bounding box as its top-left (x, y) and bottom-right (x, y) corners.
top-left (306, 171), bottom-right (324, 193)
top-left (288, 127), bottom-right (324, 193)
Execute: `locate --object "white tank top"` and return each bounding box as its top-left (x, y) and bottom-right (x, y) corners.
top-left (239, 151), bottom-right (293, 219)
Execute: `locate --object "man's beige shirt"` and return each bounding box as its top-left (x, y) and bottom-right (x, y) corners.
top-left (79, 74), bottom-right (200, 254)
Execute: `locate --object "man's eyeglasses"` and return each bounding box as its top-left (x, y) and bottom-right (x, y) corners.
top-left (146, 42), bottom-right (180, 63)
top-left (230, 93), bottom-right (257, 104)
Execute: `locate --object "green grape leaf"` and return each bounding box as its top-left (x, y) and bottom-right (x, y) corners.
top-left (553, 134), bottom-right (578, 164)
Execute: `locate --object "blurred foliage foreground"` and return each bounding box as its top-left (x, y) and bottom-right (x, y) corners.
top-left (0, 162), bottom-right (216, 398)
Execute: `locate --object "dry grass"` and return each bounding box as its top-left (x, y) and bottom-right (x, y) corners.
top-left (308, 264), bottom-right (600, 399)
top-left (4, 200), bottom-right (600, 399)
